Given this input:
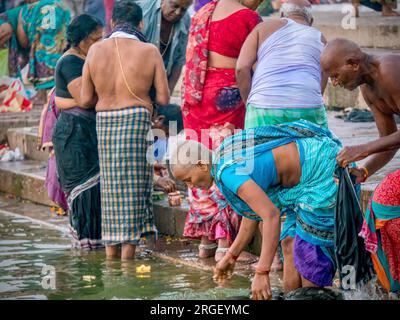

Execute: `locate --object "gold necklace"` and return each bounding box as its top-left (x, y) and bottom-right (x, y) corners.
top-left (71, 47), bottom-right (87, 59)
top-left (160, 25), bottom-right (174, 57)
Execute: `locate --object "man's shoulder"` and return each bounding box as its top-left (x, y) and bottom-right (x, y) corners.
top-left (258, 18), bottom-right (288, 31)
top-left (88, 39), bottom-right (108, 53)
top-left (378, 55), bottom-right (400, 88)
top-left (379, 55), bottom-right (400, 76)
top-left (255, 18), bottom-right (285, 37)
top-left (141, 42), bottom-right (159, 53)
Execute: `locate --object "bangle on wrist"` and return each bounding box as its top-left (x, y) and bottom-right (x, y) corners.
top-left (255, 268), bottom-right (270, 276)
top-left (359, 166), bottom-right (369, 180)
top-left (227, 250), bottom-right (239, 261)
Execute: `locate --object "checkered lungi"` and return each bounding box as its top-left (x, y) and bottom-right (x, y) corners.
top-left (96, 106), bottom-right (157, 245)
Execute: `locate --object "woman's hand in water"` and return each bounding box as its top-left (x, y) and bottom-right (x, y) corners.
top-left (213, 254), bottom-right (235, 283)
top-left (251, 273), bottom-right (272, 300)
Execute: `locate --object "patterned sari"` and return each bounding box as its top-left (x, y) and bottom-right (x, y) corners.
top-left (38, 89), bottom-right (67, 211)
top-left (0, 1), bottom-right (69, 88)
top-left (181, 0), bottom-right (260, 245)
top-left (359, 169), bottom-right (400, 292)
top-left (212, 120), bottom-right (342, 286)
top-left (19, 0), bottom-right (70, 90)
top-left (0, 6), bottom-right (28, 77)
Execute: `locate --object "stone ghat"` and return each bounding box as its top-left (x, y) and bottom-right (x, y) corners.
top-left (1, 111), bottom-right (399, 255)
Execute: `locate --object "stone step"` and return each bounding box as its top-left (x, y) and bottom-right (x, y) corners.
top-left (0, 193), bottom-right (262, 278)
top-left (0, 159), bottom-right (187, 237)
top-left (0, 160), bottom-right (53, 206)
top-left (4, 113), bottom-right (392, 213)
top-left (7, 127), bottom-right (48, 162)
top-left (0, 107), bottom-right (42, 143)
top-left (308, 9), bottom-right (399, 49)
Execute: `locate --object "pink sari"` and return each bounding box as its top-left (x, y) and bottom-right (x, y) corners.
top-left (183, 126), bottom-right (241, 244)
top-left (182, 1), bottom-right (241, 244)
top-left (38, 90), bottom-right (68, 211)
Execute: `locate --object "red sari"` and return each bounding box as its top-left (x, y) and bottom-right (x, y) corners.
top-left (181, 1), bottom-right (261, 243)
top-left (359, 169), bottom-right (400, 292)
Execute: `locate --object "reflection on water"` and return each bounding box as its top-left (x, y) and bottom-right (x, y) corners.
top-left (0, 213), bottom-right (393, 300)
top-left (0, 213), bottom-right (250, 300)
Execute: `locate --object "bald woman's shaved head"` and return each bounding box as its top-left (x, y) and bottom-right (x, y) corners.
top-left (321, 38), bottom-right (367, 90)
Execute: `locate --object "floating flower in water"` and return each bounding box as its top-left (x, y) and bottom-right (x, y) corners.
top-left (136, 264), bottom-right (151, 273)
top-left (57, 208), bottom-right (66, 216)
top-left (82, 275), bottom-right (96, 282)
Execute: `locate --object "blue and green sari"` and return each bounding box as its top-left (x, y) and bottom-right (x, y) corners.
top-left (212, 120), bottom-right (342, 248)
top-left (0, 5), bottom-right (27, 77)
top-left (0, 0), bottom-right (70, 88)
top-left (20, 0), bottom-right (70, 90)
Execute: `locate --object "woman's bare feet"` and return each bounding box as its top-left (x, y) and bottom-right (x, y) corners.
top-left (198, 237), bottom-right (217, 258)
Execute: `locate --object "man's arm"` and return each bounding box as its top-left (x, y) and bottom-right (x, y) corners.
top-left (320, 34), bottom-right (328, 94)
top-left (363, 107), bottom-right (398, 175)
top-left (236, 27), bottom-right (259, 104)
top-left (337, 102), bottom-right (398, 176)
top-left (169, 16), bottom-right (189, 94)
top-left (363, 130), bottom-right (400, 155)
top-left (80, 52), bottom-right (97, 108)
top-left (67, 78), bottom-right (84, 107)
top-left (168, 64), bottom-right (182, 94)
top-left (153, 47), bottom-right (170, 106)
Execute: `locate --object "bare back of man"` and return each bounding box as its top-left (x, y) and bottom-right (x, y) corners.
top-left (82, 38), bottom-right (169, 112)
top-left (360, 55), bottom-right (400, 116)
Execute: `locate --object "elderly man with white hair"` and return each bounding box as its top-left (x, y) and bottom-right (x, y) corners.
top-left (235, 0), bottom-right (330, 293)
top-left (237, 0), bottom-right (328, 130)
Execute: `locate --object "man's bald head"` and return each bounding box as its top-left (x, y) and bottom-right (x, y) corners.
top-left (280, 0), bottom-right (313, 25)
top-left (321, 38), bottom-right (367, 90)
top-left (321, 38), bottom-right (363, 67)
